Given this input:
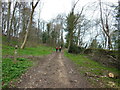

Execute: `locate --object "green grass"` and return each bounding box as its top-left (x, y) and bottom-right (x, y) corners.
top-left (2, 44), bottom-right (54, 88)
top-left (2, 35), bottom-right (18, 45)
top-left (64, 51), bottom-right (120, 88)
top-left (2, 45), bottom-right (15, 55)
top-left (2, 35), bottom-right (54, 56)
top-left (18, 46), bottom-right (53, 56)
top-left (2, 58), bottom-right (32, 88)
top-left (2, 45), bottom-right (54, 56)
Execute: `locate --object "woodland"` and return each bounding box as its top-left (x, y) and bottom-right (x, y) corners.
top-left (1, 0), bottom-right (120, 88)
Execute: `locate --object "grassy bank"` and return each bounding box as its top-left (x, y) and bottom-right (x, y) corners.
top-left (2, 45), bottom-right (53, 56)
top-left (2, 58), bottom-right (32, 88)
top-left (2, 45), bottom-right (53, 88)
top-left (64, 51), bottom-right (120, 88)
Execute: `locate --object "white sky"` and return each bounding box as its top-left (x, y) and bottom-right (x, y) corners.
top-left (2, 0), bottom-right (118, 21)
top-left (39, 0), bottom-right (71, 21)
top-left (2, 0), bottom-right (118, 44)
top-left (34, 0), bottom-right (118, 44)
top-left (35, 0), bottom-right (118, 21)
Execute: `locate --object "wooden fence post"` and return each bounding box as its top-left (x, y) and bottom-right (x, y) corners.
top-left (14, 45), bottom-right (18, 63)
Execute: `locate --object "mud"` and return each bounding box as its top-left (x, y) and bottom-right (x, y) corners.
top-left (10, 52), bottom-right (92, 88)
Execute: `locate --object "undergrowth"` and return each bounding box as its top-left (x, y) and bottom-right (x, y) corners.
top-left (2, 45), bottom-right (53, 56)
top-left (64, 51), bottom-right (120, 88)
top-left (2, 44), bottom-right (54, 88)
top-left (2, 58), bottom-right (32, 88)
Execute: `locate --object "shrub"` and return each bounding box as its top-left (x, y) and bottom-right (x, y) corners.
top-left (17, 58), bottom-right (27, 61)
top-left (68, 45), bottom-right (85, 54)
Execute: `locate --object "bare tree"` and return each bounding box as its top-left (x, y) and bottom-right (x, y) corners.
top-left (0, 0), bottom-right (2, 36)
top-left (66, 0), bottom-right (85, 52)
top-left (7, 2), bottom-right (11, 40)
top-left (9, 2), bottom-right (18, 37)
top-left (21, 0), bottom-right (40, 49)
top-left (117, 0), bottom-right (120, 60)
top-left (99, 0), bottom-right (112, 49)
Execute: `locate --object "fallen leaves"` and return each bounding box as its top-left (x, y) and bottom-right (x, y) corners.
top-left (69, 80), bottom-right (78, 83)
top-left (107, 81), bottom-right (116, 87)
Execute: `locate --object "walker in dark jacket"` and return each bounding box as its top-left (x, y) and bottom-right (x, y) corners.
top-left (59, 46), bottom-right (62, 52)
top-left (56, 47), bottom-right (58, 52)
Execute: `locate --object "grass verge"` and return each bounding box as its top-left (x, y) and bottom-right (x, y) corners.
top-left (64, 51), bottom-right (120, 88)
top-left (2, 45), bottom-right (54, 88)
top-left (2, 58), bottom-right (32, 88)
top-left (2, 45), bottom-right (54, 56)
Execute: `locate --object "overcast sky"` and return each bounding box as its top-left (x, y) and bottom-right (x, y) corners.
top-left (33, 0), bottom-right (118, 44)
top-left (35, 0), bottom-right (118, 21)
top-left (2, 0), bottom-right (118, 45)
top-left (2, 0), bottom-right (118, 21)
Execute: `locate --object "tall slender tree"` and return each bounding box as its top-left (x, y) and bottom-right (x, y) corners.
top-left (117, 0), bottom-right (120, 60)
top-left (9, 2), bottom-right (18, 37)
top-left (7, 2), bottom-right (11, 41)
top-left (0, 0), bottom-right (1, 50)
top-left (21, 0), bottom-right (40, 49)
top-left (99, 0), bottom-right (113, 50)
top-left (66, 0), bottom-right (84, 52)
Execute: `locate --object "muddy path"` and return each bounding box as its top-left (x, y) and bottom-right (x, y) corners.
top-left (12, 51), bottom-right (92, 88)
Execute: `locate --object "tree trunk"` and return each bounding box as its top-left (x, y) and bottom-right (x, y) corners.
top-left (20, 0), bottom-right (40, 49)
top-left (0, 1), bottom-right (2, 35)
top-left (68, 31), bottom-right (74, 52)
top-left (77, 25), bottom-right (81, 46)
top-left (118, 0), bottom-right (120, 60)
top-left (20, 10), bottom-right (34, 49)
top-left (37, 19), bottom-right (40, 43)
top-left (99, 0), bottom-right (112, 50)
top-left (9, 2), bottom-right (17, 37)
top-left (7, 2), bottom-right (11, 40)
top-left (61, 29), bottom-right (64, 46)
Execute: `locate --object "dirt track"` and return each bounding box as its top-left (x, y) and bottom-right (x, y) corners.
top-left (13, 51), bottom-right (92, 88)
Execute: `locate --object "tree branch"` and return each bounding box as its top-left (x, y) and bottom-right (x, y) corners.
top-left (32, 0), bottom-right (40, 9)
top-left (99, 0), bottom-right (109, 37)
top-left (72, 0), bottom-right (80, 12)
top-left (74, 7), bottom-right (84, 25)
top-left (34, 0), bottom-right (40, 8)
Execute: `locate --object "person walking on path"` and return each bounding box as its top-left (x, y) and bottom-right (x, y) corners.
top-left (59, 46), bottom-right (62, 52)
top-left (56, 47), bottom-right (58, 52)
